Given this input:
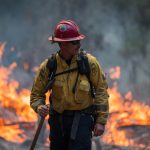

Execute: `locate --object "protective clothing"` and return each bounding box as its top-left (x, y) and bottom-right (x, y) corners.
top-left (49, 112), bottom-right (93, 150)
top-left (30, 51), bottom-right (109, 125)
top-left (48, 20), bottom-right (85, 42)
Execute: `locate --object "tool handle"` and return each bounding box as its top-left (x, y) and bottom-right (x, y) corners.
top-left (29, 117), bottom-right (45, 150)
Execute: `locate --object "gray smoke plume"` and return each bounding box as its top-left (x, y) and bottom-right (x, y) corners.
top-left (0, 0), bottom-right (150, 102)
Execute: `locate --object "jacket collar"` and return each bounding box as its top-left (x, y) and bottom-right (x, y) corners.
top-left (56, 51), bottom-right (78, 69)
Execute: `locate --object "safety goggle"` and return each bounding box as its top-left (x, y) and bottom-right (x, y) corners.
top-left (69, 40), bottom-right (80, 45)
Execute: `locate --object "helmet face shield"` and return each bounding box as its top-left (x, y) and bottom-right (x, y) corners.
top-left (49, 20), bottom-right (85, 42)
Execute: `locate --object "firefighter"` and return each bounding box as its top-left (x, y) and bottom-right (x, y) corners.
top-left (30, 20), bottom-right (109, 150)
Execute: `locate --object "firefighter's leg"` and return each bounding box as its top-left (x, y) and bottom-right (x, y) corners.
top-left (69, 113), bottom-right (93, 150)
top-left (49, 115), bottom-right (68, 150)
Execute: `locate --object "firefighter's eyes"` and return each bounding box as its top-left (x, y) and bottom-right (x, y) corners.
top-left (69, 40), bottom-right (80, 45)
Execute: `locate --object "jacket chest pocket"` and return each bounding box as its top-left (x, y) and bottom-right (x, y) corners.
top-left (52, 80), bottom-right (64, 99)
top-left (75, 80), bottom-right (91, 103)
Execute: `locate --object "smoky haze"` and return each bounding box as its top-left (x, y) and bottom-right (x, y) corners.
top-left (0, 0), bottom-right (150, 103)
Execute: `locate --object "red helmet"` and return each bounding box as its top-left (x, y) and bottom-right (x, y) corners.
top-left (49, 20), bottom-right (85, 42)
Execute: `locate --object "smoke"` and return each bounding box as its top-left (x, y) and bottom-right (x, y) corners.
top-left (0, 0), bottom-right (150, 101)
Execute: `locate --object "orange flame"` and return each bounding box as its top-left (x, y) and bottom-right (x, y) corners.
top-left (0, 119), bottom-right (26, 143)
top-left (0, 42), bottom-right (6, 60)
top-left (109, 66), bottom-right (121, 79)
top-left (0, 42), bottom-right (37, 142)
top-left (102, 75), bottom-right (150, 147)
top-left (0, 42), bottom-right (150, 148)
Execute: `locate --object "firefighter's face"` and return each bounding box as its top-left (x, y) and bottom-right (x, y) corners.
top-left (60, 40), bottom-right (81, 56)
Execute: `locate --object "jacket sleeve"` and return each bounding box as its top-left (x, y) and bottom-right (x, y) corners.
top-left (89, 56), bottom-right (109, 125)
top-left (30, 59), bottom-right (49, 113)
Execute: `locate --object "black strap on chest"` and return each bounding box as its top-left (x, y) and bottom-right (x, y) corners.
top-left (46, 54), bottom-right (57, 80)
top-left (77, 50), bottom-right (96, 98)
top-left (45, 49), bottom-right (95, 98)
top-left (46, 53), bottom-right (77, 79)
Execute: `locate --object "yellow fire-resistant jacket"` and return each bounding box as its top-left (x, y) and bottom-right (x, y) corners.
top-left (30, 52), bottom-right (109, 125)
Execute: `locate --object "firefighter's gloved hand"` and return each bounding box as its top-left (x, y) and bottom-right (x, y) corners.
top-left (93, 123), bottom-right (105, 136)
top-left (37, 105), bottom-right (49, 117)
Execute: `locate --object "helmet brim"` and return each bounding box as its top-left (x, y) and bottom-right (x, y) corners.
top-left (48, 34), bottom-right (85, 42)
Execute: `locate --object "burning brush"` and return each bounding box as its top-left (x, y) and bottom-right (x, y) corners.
top-left (0, 42), bottom-right (150, 149)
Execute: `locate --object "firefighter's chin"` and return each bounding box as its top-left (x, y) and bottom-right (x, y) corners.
top-left (74, 46), bottom-right (80, 55)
